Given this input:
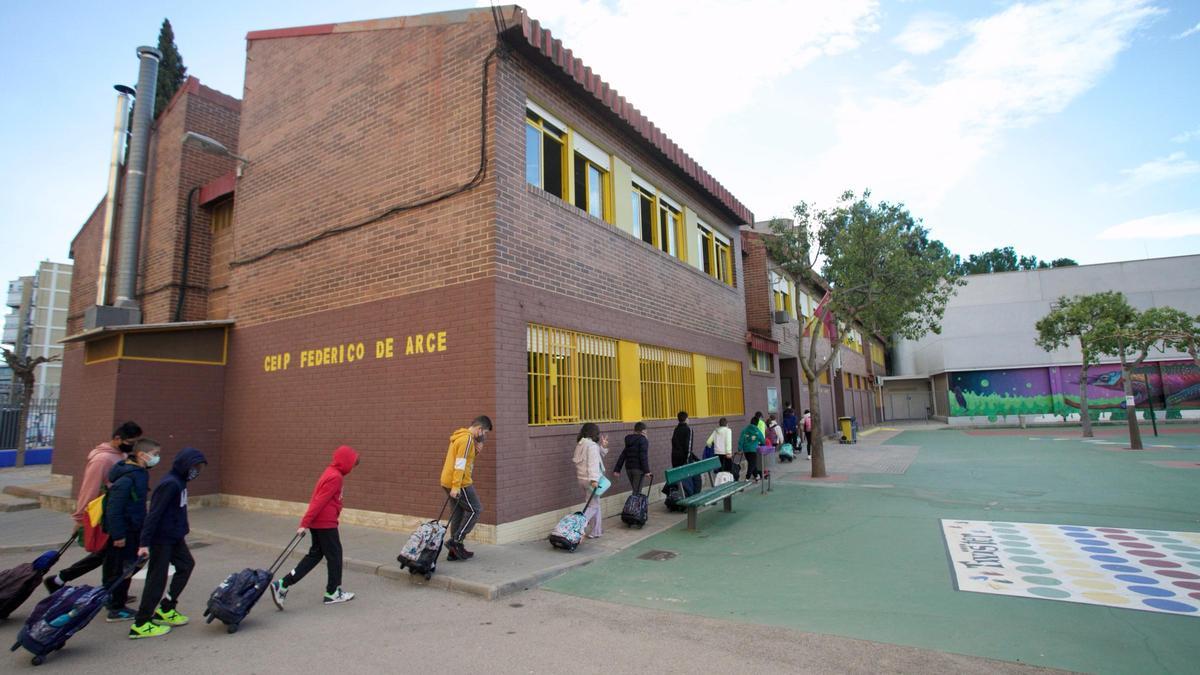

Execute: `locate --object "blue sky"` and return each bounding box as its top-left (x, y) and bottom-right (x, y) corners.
top-left (1, 0), bottom-right (1198, 289)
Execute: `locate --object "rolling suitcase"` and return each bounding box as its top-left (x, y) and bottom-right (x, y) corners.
top-left (779, 443), bottom-right (795, 462)
top-left (397, 497), bottom-right (451, 580)
top-left (0, 535), bottom-right (74, 620)
top-left (621, 473), bottom-right (651, 528)
top-left (10, 554), bottom-right (144, 666)
top-left (549, 486), bottom-right (599, 552)
top-left (204, 531), bottom-right (305, 634)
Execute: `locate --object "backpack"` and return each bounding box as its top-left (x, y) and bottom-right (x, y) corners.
top-left (739, 427), bottom-right (761, 453)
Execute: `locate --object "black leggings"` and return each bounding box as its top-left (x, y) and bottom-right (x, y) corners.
top-left (135, 541), bottom-right (194, 625)
top-left (282, 528), bottom-right (343, 594)
top-left (745, 452), bottom-right (762, 479)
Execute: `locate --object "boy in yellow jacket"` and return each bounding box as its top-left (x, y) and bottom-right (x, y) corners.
top-left (440, 416), bottom-right (492, 561)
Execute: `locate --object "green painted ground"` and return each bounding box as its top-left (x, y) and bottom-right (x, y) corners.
top-left (544, 430), bottom-right (1200, 674)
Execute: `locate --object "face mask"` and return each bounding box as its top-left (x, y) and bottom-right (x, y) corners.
top-left (186, 467), bottom-right (201, 481)
top-left (144, 454), bottom-right (161, 468)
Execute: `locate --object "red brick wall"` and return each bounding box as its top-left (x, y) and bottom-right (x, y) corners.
top-left (66, 201), bottom-right (106, 335)
top-left (229, 19), bottom-right (500, 328)
top-left (219, 280), bottom-right (497, 522)
top-left (742, 232), bottom-right (774, 337)
top-left (52, 350), bottom-right (118, 489)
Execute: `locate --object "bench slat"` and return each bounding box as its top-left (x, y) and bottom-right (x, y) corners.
top-left (676, 481), bottom-right (750, 507)
top-left (663, 457), bottom-right (721, 484)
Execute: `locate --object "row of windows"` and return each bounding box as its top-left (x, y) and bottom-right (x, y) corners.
top-left (779, 272), bottom-right (884, 359)
top-left (526, 323), bottom-right (744, 426)
top-left (843, 372), bottom-right (875, 390)
top-left (525, 101), bottom-right (734, 286)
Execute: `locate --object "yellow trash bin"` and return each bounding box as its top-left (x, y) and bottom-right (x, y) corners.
top-left (838, 417), bottom-right (853, 443)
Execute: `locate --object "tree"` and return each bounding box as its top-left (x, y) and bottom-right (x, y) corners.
top-left (1150, 308), bottom-right (1200, 367)
top-left (766, 190), bottom-right (962, 478)
top-left (1, 347), bottom-right (59, 468)
top-left (154, 19), bottom-right (187, 119)
top-left (1034, 292), bottom-right (1133, 438)
top-left (955, 247), bottom-right (1077, 275)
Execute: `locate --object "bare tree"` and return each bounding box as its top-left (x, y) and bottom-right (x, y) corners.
top-left (2, 347), bottom-right (59, 467)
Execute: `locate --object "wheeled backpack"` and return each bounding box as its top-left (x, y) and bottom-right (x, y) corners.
top-left (549, 486), bottom-right (599, 552)
top-left (621, 473), bottom-right (651, 528)
top-left (0, 535), bottom-right (73, 620)
top-left (204, 531), bottom-right (305, 634)
top-left (397, 497), bottom-right (451, 580)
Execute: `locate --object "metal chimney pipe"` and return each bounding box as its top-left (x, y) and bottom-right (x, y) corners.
top-left (96, 84), bottom-right (134, 306)
top-left (113, 46), bottom-right (161, 310)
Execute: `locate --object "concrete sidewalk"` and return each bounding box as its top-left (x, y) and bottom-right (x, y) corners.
top-left (0, 433), bottom-right (890, 600)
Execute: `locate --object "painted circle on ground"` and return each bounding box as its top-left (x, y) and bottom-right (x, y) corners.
top-left (1147, 537), bottom-right (1183, 544)
top-left (1063, 569), bottom-right (1104, 579)
top-left (1096, 528), bottom-right (1129, 533)
top-left (1176, 552), bottom-right (1200, 561)
top-left (1022, 576), bottom-right (1062, 586)
top-left (1187, 560), bottom-right (1200, 570)
top-left (991, 523), bottom-right (1016, 528)
top-left (1103, 534), bottom-right (1138, 541)
top-left (1060, 526), bottom-right (1089, 531)
top-left (1005, 548), bottom-right (1037, 556)
top-left (1016, 565), bottom-right (1054, 575)
top-left (1063, 532), bottom-right (1094, 538)
top-left (996, 535), bottom-right (1025, 541)
top-left (1141, 560), bottom-right (1182, 569)
top-left (1028, 587), bottom-right (1071, 599)
top-left (1136, 530), bottom-right (1169, 536)
top-left (1075, 539), bottom-right (1109, 547)
top-left (1083, 591), bottom-right (1131, 604)
top-left (1191, 593), bottom-right (1200, 601)
top-left (1010, 556), bottom-right (1046, 564)
top-left (1156, 570), bottom-right (1200, 580)
top-left (1115, 574), bottom-right (1159, 584)
top-left (1163, 544), bottom-right (1200, 553)
top-left (1102, 564), bottom-right (1141, 573)
top-left (1055, 559), bottom-right (1092, 569)
top-left (1117, 542), bottom-right (1154, 549)
top-left (994, 528), bottom-right (1022, 534)
top-left (1135, 551), bottom-right (1167, 559)
top-left (1090, 555), bottom-right (1129, 563)
top-left (1082, 547), bottom-right (1118, 554)
top-left (1072, 579), bottom-right (1118, 590)
top-left (1128, 585), bottom-right (1176, 597)
top-left (1174, 581), bottom-right (1200, 591)
top-left (1142, 599), bottom-right (1197, 613)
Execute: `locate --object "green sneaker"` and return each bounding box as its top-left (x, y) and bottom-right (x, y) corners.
top-left (129, 621), bottom-right (171, 639)
top-left (153, 608), bottom-right (189, 626)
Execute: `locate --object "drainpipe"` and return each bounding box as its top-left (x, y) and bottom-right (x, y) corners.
top-left (96, 85), bottom-right (134, 306)
top-left (113, 46), bottom-right (161, 311)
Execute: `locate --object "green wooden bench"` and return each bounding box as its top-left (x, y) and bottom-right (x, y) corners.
top-left (664, 456), bottom-right (752, 531)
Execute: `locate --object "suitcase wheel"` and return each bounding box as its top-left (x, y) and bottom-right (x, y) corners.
top-left (227, 623), bottom-right (239, 634)
top-left (424, 573), bottom-right (432, 581)
top-left (32, 656), bottom-right (45, 666)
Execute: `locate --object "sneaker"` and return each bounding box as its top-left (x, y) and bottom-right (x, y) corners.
top-left (129, 621), bottom-right (171, 639)
top-left (323, 588), bottom-right (355, 604)
top-left (105, 607), bottom-right (136, 622)
top-left (43, 576), bottom-right (64, 594)
top-left (270, 580), bottom-right (288, 610)
top-left (153, 608), bottom-right (189, 626)
top-left (446, 542), bottom-right (474, 561)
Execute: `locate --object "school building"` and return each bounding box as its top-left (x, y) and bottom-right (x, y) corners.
top-left (54, 7), bottom-right (779, 543)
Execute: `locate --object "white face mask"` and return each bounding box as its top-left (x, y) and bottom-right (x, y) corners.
top-left (144, 454), bottom-right (161, 468)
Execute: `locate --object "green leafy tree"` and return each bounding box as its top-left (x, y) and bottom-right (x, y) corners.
top-left (1034, 292), bottom-right (1133, 438)
top-left (1, 347), bottom-right (58, 468)
top-left (154, 19), bottom-right (187, 118)
top-left (1147, 308), bottom-right (1200, 367)
top-left (766, 190), bottom-right (962, 478)
top-left (956, 247), bottom-right (1077, 275)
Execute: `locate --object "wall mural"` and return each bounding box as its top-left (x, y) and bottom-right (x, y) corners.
top-left (948, 360), bottom-right (1200, 421)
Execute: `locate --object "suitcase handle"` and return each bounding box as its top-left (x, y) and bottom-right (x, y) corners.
top-left (435, 494), bottom-right (454, 525)
top-left (267, 531), bottom-right (307, 577)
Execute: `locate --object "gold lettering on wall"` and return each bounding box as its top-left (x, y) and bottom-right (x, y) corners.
top-left (262, 331), bottom-right (447, 374)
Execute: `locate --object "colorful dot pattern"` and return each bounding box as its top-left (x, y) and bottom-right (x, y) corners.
top-left (942, 520), bottom-right (1200, 617)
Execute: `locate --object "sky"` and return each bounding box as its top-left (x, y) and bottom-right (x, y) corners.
top-left (1, 0), bottom-right (1198, 288)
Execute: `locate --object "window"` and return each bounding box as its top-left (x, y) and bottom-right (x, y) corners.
top-left (819, 370), bottom-right (830, 385)
top-left (706, 356), bottom-right (744, 417)
top-left (698, 223), bottom-right (733, 285)
top-left (842, 328), bottom-right (863, 353)
top-left (526, 108), bottom-right (566, 198)
top-left (771, 272), bottom-right (794, 317)
top-left (632, 182), bottom-right (655, 246)
top-left (639, 344), bottom-right (695, 420)
top-left (749, 347), bottom-right (774, 374)
top-left (871, 342), bottom-right (886, 367)
top-left (527, 324), bottom-right (621, 425)
top-left (658, 199), bottom-right (681, 258)
top-left (572, 133), bottom-right (611, 222)
top-left (210, 199), bottom-right (233, 232)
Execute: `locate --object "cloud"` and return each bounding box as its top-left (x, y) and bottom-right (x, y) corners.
top-left (1175, 21), bottom-right (1200, 39)
top-left (490, 0), bottom-right (880, 152)
top-left (1173, 126), bottom-right (1200, 143)
top-left (1097, 209), bottom-right (1200, 239)
top-left (894, 14), bottom-right (961, 55)
top-left (1098, 151), bottom-right (1200, 194)
top-left (801, 0), bottom-right (1163, 213)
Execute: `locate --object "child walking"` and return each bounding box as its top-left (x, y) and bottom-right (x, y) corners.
top-left (271, 445), bottom-right (359, 608)
top-left (129, 447), bottom-right (207, 639)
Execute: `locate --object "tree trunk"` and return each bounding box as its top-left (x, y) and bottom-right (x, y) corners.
top-left (15, 385), bottom-right (32, 468)
top-left (807, 374), bottom-right (826, 478)
top-left (1120, 353), bottom-right (1143, 451)
top-left (1079, 361), bottom-right (1093, 438)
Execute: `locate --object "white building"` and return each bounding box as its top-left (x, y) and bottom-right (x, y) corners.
top-left (3, 262), bottom-right (72, 400)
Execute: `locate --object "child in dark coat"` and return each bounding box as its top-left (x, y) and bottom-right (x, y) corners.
top-left (130, 447), bottom-right (207, 639)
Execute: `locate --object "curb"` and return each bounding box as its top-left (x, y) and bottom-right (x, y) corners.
top-left (0, 541), bottom-right (62, 554)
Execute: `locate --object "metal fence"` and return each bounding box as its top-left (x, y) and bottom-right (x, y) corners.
top-left (0, 397), bottom-right (58, 450)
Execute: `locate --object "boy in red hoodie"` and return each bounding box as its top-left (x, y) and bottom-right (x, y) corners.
top-left (270, 445), bottom-right (358, 607)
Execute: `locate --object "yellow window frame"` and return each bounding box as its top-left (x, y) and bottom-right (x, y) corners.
top-left (748, 347), bottom-right (774, 374)
top-left (527, 324), bottom-right (621, 426)
top-left (573, 153), bottom-right (612, 223)
top-left (525, 109), bottom-right (568, 198)
top-left (706, 356), bottom-right (744, 417)
top-left (638, 344), bottom-right (696, 420)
